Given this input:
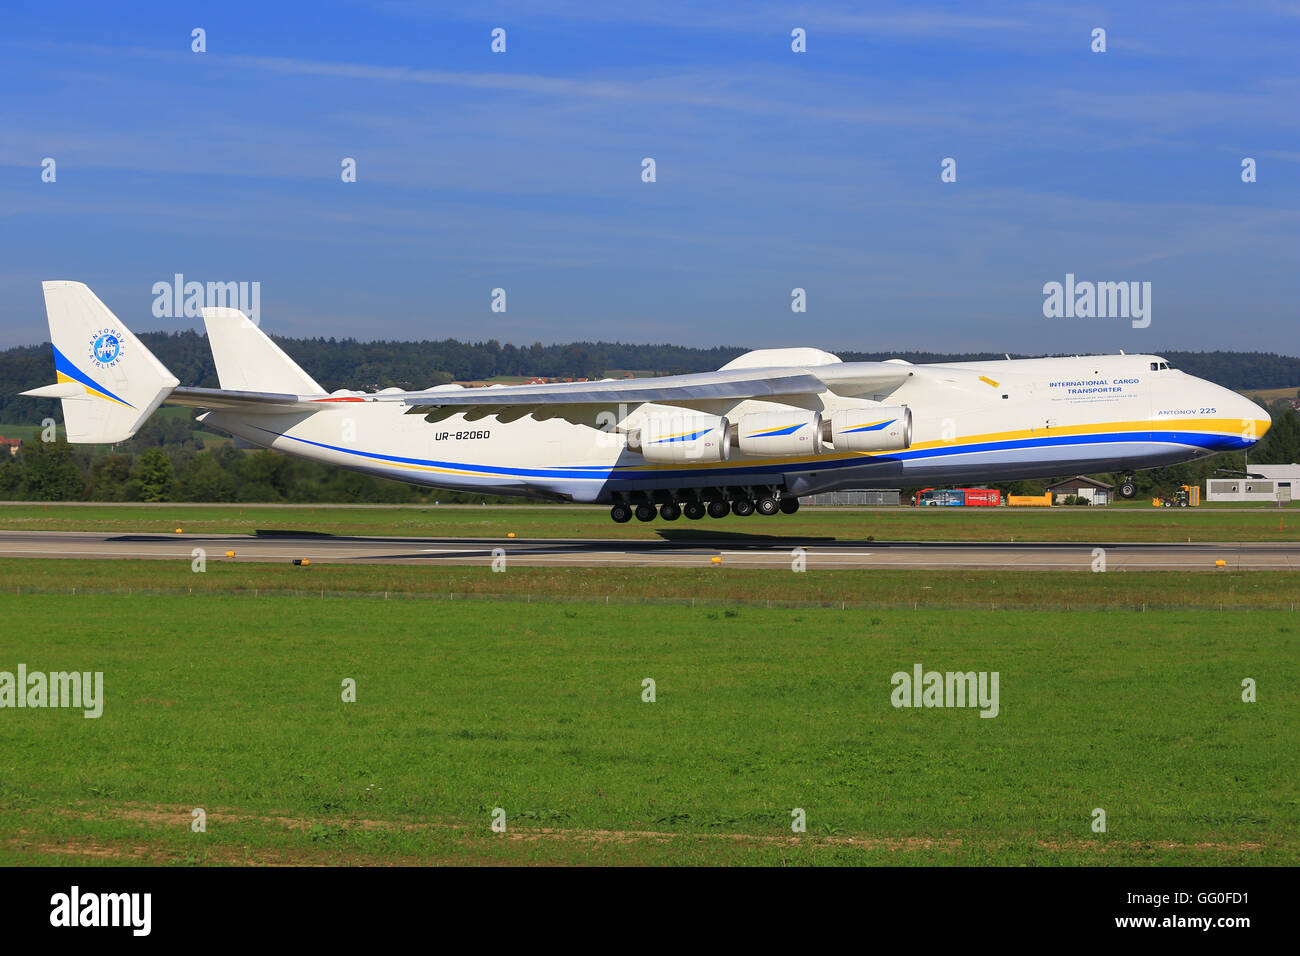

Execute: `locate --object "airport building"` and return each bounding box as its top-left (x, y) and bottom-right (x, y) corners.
top-left (1044, 475), bottom-right (1114, 505)
top-left (1205, 465), bottom-right (1299, 503)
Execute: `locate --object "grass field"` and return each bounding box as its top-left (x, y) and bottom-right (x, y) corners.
top-left (1, 559), bottom-right (1298, 611)
top-left (0, 565), bottom-right (1296, 866)
top-left (1243, 386), bottom-right (1299, 403)
top-left (0, 406), bottom-right (231, 446)
top-left (0, 502), bottom-right (1295, 542)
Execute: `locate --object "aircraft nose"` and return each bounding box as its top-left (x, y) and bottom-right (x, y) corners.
top-left (1229, 391), bottom-right (1271, 444)
top-left (1248, 398), bottom-right (1272, 442)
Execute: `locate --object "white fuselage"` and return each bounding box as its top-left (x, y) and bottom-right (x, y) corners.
top-left (202, 354), bottom-right (1271, 503)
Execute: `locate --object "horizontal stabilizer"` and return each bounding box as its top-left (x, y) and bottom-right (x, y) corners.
top-left (20, 382), bottom-right (86, 399)
top-left (165, 386), bottom-right (326, 412)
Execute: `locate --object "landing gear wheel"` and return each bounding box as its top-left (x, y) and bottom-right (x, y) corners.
top-left (610, 503), bottom-right (632, 523)
top-left (659, 502), bottom-right (681, 521)
top-left (755, 496), bottom-right (780, 516)
top-left (707, 500), bottom-right (731, 519)
top-left (779, 497), bottom-right (800, 514)
top-left (1119, 479), bottom-right (1136, 499)
top-left (634, 503), bottom-right (657, 522)
top-left (732, 498), bottom-right (755, 516)
top-left (683, 501), bottom-right (705, 520)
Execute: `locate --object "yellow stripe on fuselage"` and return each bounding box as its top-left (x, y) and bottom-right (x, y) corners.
top-left (612, 416), bottom-right (1272, 472)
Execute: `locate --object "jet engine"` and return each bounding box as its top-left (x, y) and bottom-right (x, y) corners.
top-left (735, 411), bottom-right (823, 457)
top-left (629, 414), bottom-right (730, 463)
top-left (826, 406), bottom-right (912, 451)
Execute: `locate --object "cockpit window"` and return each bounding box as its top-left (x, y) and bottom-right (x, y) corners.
top-left (1150, 362), bottom-right (1159, 371)
top-left (1159, 362), bottom-right (1169, 370)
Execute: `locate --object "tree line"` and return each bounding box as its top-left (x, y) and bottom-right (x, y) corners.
top-left (2, 330), bottom-right (1298, 423)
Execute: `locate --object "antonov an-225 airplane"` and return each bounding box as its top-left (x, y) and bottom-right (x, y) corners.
top-left (24, 281), bottom-right (1271, 522)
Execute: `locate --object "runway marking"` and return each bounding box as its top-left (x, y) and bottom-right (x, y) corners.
top-left (720, 550), bottom-right (873, 557)
top-left (0, 533), bottom-right (1295, 571)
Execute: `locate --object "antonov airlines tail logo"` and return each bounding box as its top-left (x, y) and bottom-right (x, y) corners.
top-left (89, 328), bottom-right (124, 368)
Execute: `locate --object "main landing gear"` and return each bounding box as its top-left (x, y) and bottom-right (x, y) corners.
top-left (608, 487), bottom-right (801, 523)
top-left (1118, 474), bottom-right (1137, 499)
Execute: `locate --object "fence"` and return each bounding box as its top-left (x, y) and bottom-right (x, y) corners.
top-left (805, 490), bottom-right (901, 506)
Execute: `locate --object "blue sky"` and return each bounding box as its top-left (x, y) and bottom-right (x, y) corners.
top-left (1, 1), bottom-right (1296, 355)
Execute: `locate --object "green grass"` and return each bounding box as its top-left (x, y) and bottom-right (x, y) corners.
top-left (0, 407), bottom-right (231, 446)
top-left (1, 558), bottom-right (1297, 611)
top-left (1243, 386), bottom-right (1299, 402)
top-left (0, 423), bottom-right (57, 441)
top-left (0, 590), bottom-right (1296, 865)
top-left (0, 502), bottom-right (1295, 541)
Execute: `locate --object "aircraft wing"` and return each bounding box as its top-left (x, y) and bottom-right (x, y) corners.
top-left (401, 368), bottom-right (825, 408)
top-left (151, 361), bottom-right (921, 422)
top-left (372, 362), bottom-right (917, 417)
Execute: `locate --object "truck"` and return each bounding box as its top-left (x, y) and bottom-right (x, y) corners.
top-left (1152, 484), bottom-right (1200, 508)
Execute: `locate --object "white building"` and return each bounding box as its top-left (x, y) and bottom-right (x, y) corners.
top-left (1205, 465), bottom-right (1298, 503)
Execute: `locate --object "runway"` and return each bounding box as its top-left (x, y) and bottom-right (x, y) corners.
top-left (0, 531), bottom-right (1297, 570)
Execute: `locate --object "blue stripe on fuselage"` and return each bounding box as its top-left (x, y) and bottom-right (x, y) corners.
top-left (252, 425), bottom-right (1247, 484)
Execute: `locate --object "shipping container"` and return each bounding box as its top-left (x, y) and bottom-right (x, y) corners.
top-left (1007, 493), bottom-right (1053, 507)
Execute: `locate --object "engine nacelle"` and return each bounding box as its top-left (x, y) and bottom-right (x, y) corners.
top-left (631, 414), bottom-right (730, 463)
top-left (827, 406), bottom-right (912, 452)
top-left (735, 411), bottom-right (823, 457)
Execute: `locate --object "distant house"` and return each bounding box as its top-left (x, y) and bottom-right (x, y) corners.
top-left (1045, 475), bottom-right (1113, 505)
top-left (0, 436), bottom-right (21, 456)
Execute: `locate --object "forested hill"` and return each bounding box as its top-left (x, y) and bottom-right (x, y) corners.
top-left (2, 330), bottom-right (1298, 422)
